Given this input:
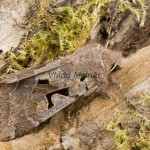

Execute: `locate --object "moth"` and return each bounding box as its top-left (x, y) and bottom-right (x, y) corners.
top-left (0, 43), bottom-right (121, 141)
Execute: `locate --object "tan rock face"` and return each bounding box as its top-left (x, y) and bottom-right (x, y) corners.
top-left (0, 0), bottom-right (39, 52)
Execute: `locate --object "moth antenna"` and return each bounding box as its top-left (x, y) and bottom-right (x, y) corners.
top-left (108, 63), bottom-right (118, 74)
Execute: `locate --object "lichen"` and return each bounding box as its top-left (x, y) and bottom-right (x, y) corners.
top-left (6, 0), bottom-right (147, 73)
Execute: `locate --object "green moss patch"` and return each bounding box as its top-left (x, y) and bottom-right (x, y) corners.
top-left (107, 109), bottom-right (150, 150)
top-left (6, 0), bottom-right (146, 73)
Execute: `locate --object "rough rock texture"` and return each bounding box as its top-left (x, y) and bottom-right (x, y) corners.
top-left (0, 0), bottom-right (39, 52)
top-left (114, 46), bottom-right (150, 93)
top-left (107, 0), bottom-right (150, 56)
top-left (0, 111), bottom-right (64, 150)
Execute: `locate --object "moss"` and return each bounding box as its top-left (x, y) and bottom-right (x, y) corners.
top-left (107, 109), bottom-right (150, 150)
top-left (142, 95), bottom-right (150, 107)
top-left (6, 0), bottom-right (147, 73)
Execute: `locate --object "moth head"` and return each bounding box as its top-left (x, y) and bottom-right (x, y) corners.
top-left (109, 50), bottom-right (122, 74)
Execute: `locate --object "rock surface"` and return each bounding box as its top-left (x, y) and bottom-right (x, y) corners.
top-left (107, 1), bottom-right (150, 56)
top-left (0, 0), bottom-right (39, 52)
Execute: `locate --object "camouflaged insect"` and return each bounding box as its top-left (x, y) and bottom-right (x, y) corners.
top-left (0, 43), bottom-right (122, 141)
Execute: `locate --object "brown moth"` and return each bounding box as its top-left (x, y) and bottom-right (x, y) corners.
top-left (0, 43), bottom-right (121, 141)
